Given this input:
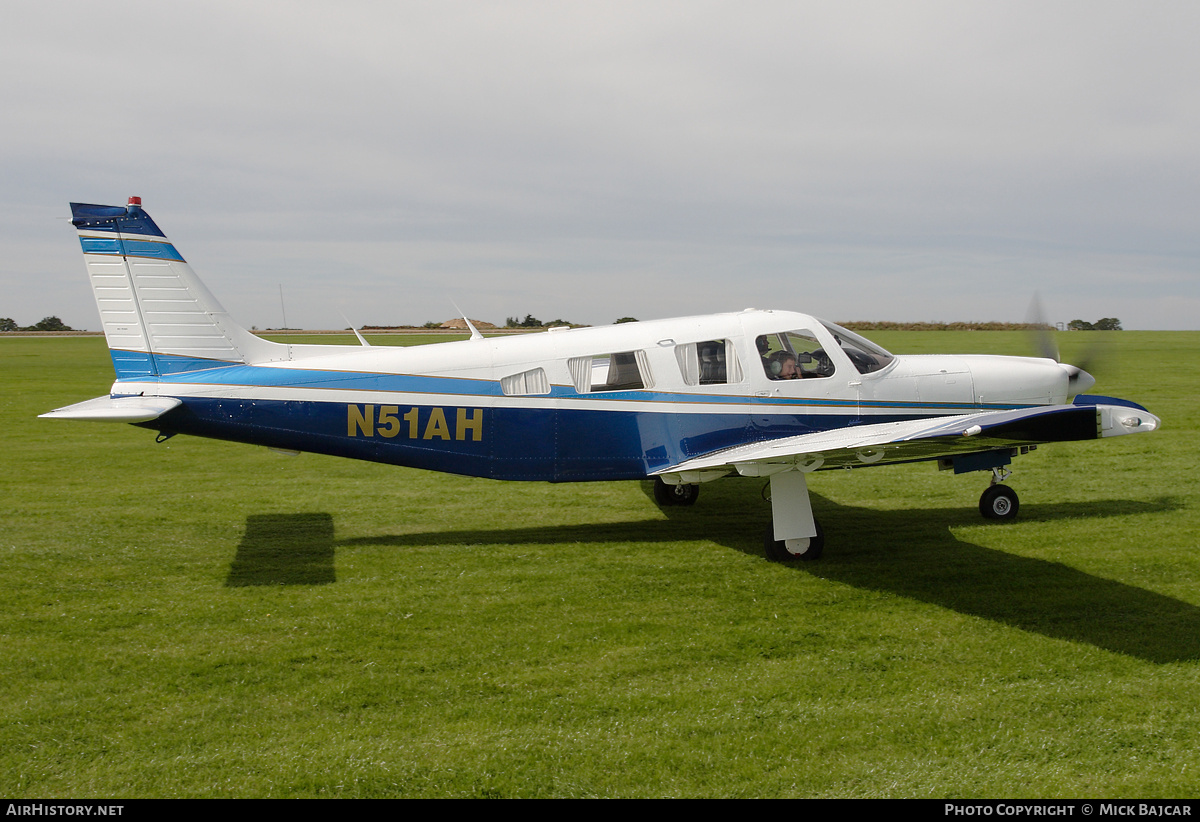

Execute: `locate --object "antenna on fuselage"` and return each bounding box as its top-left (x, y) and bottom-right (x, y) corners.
top-left (338, 310), bottom-right (371, 347)
top-left (278, 284), bottom-right (292, 359)
top-left (451, 300), bottom-right (484, 341)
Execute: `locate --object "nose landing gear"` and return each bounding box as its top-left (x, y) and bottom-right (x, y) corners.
top-left (979, 468), bottom-right (1019, 520)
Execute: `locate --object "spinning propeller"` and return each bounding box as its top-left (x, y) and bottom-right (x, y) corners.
top-left (1026, 295), bottom-right (1106, 397)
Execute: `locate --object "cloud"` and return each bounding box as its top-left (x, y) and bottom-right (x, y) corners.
top-left (3, 1), bottom-right (1197, 330)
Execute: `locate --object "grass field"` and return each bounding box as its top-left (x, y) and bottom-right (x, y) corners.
top-left (2, 331), bottom-right (1197, 798)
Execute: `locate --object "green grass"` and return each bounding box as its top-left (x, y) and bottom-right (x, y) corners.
top-left (2, 332), bottom-right (1198, 797)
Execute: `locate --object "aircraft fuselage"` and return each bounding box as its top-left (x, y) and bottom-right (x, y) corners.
top-left (116, 310), bottom-right (1071, 482)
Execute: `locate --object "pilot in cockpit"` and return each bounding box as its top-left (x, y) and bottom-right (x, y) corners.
top-left (766, 351), bottom-right (799, 380)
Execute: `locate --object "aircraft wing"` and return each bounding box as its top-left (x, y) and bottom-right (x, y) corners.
top-left (654, 397), bottom-right (1160, 480)
top-left (40, 395), bottom-right (182, 423)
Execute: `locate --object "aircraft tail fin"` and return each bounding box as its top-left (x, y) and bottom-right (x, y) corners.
top-left (71, 198), bottom-right (283, 379)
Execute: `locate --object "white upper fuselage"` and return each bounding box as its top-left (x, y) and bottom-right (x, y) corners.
top-left (136, 309), bottom-right (1072, 418)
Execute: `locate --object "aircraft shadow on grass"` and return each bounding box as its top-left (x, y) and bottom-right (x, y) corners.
top-left (227, 512), bottom-right (336, 587)
top-left (229, 484), bottom-right (1191, 663)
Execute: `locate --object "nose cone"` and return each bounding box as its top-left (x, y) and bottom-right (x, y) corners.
top-left (1061, 363), bottom-right (1096, 396)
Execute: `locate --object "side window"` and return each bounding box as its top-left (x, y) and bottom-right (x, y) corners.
top-left (568, 351), bottom-right (654, 393)
top-left (756, 332), bottom-right (836, 380)
top-left (675, 339), bottom-right (744, 386)
top-left (501, 368), bottom-right (550, 396)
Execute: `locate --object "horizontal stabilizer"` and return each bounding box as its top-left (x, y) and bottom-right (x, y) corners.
top-left (40, 395), bottom-right (182, 423)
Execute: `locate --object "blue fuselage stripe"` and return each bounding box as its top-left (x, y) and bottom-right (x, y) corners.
top-left (141, 396), bottom-right (918, 482)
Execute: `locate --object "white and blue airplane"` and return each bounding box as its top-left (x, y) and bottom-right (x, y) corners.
top-left (43, 198), bottom-right (1161, 560)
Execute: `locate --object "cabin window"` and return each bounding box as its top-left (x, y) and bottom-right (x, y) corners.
top-left (675, 339), bottom-right (744, 386)
top-left (568, 351), bottom-right (653, 393)
top-left (756, 331), bottom-right (836, 380)
top-left (501, 367), bottom-right (551, 396)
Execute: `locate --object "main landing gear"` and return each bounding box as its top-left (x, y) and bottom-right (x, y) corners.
top-left (762, 469), bottom-right (824, 562)
top-left (979, 467), bottom-right (1019, 521)
top-left (654, 470), bottom-right (826, 562)
top-left (764, 520), bottom-right (824, 562)
top-left (653, 476), bottom-right (699, 506)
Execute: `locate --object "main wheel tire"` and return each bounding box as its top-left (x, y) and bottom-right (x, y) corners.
top-left (764, 520), bottom-right (825, 562)
top-left (653, 477), bottom-right (699, 507)
top-left (979, 485), bottom-right (1019, 521)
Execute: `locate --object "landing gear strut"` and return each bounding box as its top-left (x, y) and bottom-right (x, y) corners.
top-left (762, 469), bottom-right (824, 561)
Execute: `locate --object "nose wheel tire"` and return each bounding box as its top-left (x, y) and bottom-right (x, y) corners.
top-left (980, 485), bottom-right (1019, 521)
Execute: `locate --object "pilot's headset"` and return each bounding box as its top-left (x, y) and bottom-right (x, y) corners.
top-left (768, 352), bottom-right (793, 376)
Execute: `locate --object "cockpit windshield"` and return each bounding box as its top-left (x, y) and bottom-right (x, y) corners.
top-left (819, 321), bottom-right (895, 375)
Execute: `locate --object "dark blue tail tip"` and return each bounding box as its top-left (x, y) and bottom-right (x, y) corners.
top-left (69, 200), bottom-right (164, 237)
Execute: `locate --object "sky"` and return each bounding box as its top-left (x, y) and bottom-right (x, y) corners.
top-left (3, 1), bottom-right (1198, 331)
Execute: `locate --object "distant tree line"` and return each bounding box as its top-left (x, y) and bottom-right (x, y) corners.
top-left (840, 321), bottom-right (1055, 332)
top-left (841, 319), bottom-right (1122, 332)
top-left (504, 314), bottom-right (583, 329)
top-left (0, 316), bottom-right (74, 332)
top-left (1067, 318), bottom-right (1122, 331)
